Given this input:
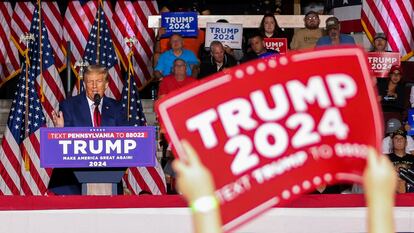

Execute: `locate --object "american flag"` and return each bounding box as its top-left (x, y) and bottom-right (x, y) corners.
top-left (120, 58), bottom-right (166, 195)
top-left (0, 2), bottom-right (20, 86)
top-left (10, 1), bottom-right (65, 71)
top-left (362, 0), bottom-right (414, 61)
top-left (63, 0), bottom-right (94, 77)
top-left (0, 4), bottom-right (65, 195)
top-left (121, 68), bottom-right (147, 127)
top-left (325, 0), bottom-right (363, 33)
top-left (112, 0), bottom-right (159, 87)
top-left (63, 1), bottom-right (123, 100)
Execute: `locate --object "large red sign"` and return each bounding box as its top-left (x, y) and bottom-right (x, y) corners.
top-left (156, 47), bottom-right (383, 232)
top-left (264, 38), bottom-right (288, 54)
top-left (367, 52), bottom-right (400, 78)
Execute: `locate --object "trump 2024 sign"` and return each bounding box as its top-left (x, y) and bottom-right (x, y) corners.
top-left (156, 47), bottom-right (382, 232)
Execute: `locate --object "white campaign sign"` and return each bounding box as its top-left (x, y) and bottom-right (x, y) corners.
top-left (205, 22), bottom-right (243, 49)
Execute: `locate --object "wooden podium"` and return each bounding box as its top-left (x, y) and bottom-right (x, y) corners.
top-left (74, 168), bottom-right (126, 195)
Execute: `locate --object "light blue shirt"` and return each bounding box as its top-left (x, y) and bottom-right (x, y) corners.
top-left (154, 49), bottom-right (199, 76)
top-left (316, 34), bottom-right (356, 47)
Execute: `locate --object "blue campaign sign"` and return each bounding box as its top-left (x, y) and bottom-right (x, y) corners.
top-left (40, 126), bottom-right (156, 168)
top-left (161, 12), bottom-right (198, 37)
top-left (408, 109), bottom-right (414, 136)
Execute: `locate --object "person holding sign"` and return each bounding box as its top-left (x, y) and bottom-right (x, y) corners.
top-left (198, 41), bottom-right (237, 79)
top-left (49, 65), bottom-right (129, 195)
top-left (370, 33), bottom-right (389, 52)
top-left (316, 17), bottom-right (355, 47)
top-left (173, 141), bottom-right (396, 233)
top-left (290, 11), bottom-right (323, 50)
top-left (154, 33), bottom-right (199, 79)
top-left (241, 32), bottom-right (277, 63)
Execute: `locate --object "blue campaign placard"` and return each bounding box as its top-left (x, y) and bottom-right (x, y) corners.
top-left (40, 126), bottom-right (156, 168)
top-left (161, 12), bottom-right (198, 37)
top-left (408, 109), bottom-right (414, 136)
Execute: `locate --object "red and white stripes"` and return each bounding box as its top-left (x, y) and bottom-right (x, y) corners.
top-left (0, 2), bottom-right (20, 86)
top-left (11, 2), bottom-right (65, 70)
top-left (112, 0), bottom-right (158, 87)
top-left (63, 1), bottom-right (122, 100)
top-left (362, 0), bottom-right (414, 60)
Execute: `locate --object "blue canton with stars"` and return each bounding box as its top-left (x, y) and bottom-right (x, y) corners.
top-left (7, 6), bottom-right (55, 143)
top-left (83, 4), bottom-right (117, 69)
top-left (121, 73), bottom-right (147, 127)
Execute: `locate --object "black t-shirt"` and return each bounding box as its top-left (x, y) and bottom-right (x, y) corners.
top-left (387, 153), bottom-right (414, 168)
top-left (376, 79), bottom-right (405, 112)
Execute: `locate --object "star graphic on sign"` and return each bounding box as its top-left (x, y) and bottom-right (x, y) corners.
top-left (343, 0), bottom-right (349, 4)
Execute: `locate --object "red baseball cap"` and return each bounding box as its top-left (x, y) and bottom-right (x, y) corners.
top-left (389, 65), bottom-right (403, 75)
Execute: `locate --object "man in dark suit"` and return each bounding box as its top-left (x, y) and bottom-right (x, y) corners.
top-left (48, 65), bottom-right (128, 195)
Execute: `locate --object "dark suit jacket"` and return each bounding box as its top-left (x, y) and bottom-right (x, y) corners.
top-left (48, 93), bottom-right (129, 195)
top-left (60, 93), bottom-right (128, 127)
top-left (198, 53), bottom-right (237, 79)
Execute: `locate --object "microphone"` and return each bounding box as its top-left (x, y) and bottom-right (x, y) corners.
top-left (93, 93), bottom-right (101, 106)
top-left (398, 169), bottom-right (414, 186)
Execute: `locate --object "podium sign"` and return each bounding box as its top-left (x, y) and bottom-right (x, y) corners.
top-left (40, 126), bottom-right (156, 168)
top-left (156, 47), bottom-right (382, 232)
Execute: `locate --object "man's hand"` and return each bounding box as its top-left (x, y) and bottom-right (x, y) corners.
top-left (52, 110), bottom-right (64, 127)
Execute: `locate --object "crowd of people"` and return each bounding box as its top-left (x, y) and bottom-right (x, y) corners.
top-left (36, 2), bottom-right (405, 231)
top-left (152, 9), bottom-right (413, 196)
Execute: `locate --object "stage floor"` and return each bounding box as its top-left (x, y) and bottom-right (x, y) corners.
top-left (0, 194), bottom-right (413, 233)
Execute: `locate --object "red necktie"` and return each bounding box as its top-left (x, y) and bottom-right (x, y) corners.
top-left (93, 105), bottom-right (101, 127)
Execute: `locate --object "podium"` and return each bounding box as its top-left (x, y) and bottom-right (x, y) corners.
top-left (74, 168), bottom-right (126, 195)
top-left (40, 126), bottom-right (157, 196)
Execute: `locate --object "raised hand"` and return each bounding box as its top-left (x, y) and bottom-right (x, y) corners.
top-left (363, 148), bottom-right (396, 233)
top-left (51, 110), bottom-right (64, 127)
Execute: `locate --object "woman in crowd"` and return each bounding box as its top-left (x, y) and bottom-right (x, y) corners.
top-left (258, 13), bottom-right (288, 39)
top-left (377, 65), bottom-right (405, 113)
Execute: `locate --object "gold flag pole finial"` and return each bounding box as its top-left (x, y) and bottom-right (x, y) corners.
top-left (124, 36), bottom-right (138, 121)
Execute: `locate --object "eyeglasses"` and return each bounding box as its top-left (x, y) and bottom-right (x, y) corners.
top-left (305, 16), bottom-right (318, 20)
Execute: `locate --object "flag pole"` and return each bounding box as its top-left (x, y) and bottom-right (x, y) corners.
top-left (96, 0), bottom-right (103, 64)
top-left (124, 36), bottom-right (138, 121)
top-left (127, 53), bottom-right (132, 121)
top-left (38, 0), bottom-right (45, 103)
top-left (19, 32), bottom-right (34, 171)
